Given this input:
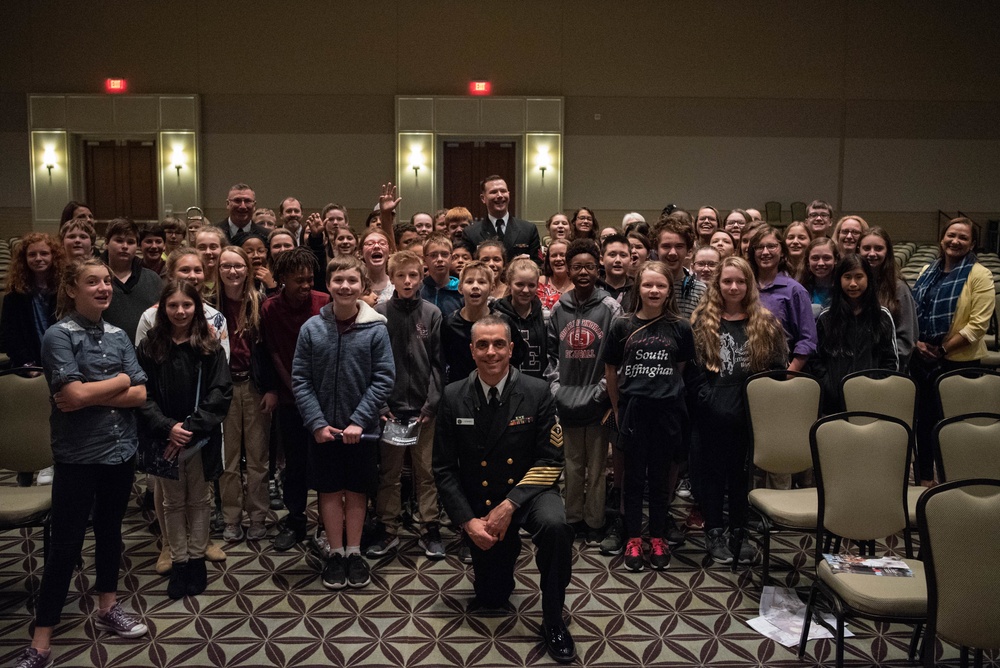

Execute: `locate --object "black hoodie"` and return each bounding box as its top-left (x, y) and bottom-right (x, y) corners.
top-left (492, 295), bottom-right (549, 380)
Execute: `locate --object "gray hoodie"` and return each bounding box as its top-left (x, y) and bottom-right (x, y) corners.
top-left (292, 300), bottom-right (395, 435)
top-left (544, 287), bottom-right (623, 426)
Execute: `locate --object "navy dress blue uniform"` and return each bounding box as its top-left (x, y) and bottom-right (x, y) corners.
top-left (433, 368), bottom-right (572, 625)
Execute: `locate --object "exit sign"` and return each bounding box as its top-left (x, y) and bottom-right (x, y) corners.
top-left (105, 78), bottom-right (128, 94)
top-left (469, 80), bottom-right (492, 96)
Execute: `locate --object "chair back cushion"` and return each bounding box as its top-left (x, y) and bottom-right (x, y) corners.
top-left (920, 482), bottom-right (1000, 650)
top-left (937, 416), bottom-right (1000, 482)
top-left (0, 372), bottom-right (53, 472)
top-left (938, 372), bottom-right (1000, 419)
top-left (842, 373), bottom-right (915, 427)
top-left (748, 375), bottom-right (819, 474)
top-left (814, 417), bottom-right (909, 540)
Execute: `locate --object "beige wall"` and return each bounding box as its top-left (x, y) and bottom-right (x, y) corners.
top-left (2, 1), bottom-right (998, 242)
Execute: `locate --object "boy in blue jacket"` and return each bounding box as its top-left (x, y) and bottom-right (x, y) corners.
top-left (292, 255), bottom-right (395, 590)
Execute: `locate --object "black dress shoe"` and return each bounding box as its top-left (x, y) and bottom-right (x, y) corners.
top-left (273, 525), bottom-right (305, 552)
top-left (541, 620), bottom-right (576, 664)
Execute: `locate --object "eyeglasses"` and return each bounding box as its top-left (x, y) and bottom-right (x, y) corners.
top-left (755, 243), bottom-right (781, 252)
top-left (575, 215), bottom-right (594, 222)
top-left (228, 197), bottom-right (255, 206)
top-left (840, 230), bottom-right (862, 238)
top-left (725, 220), bottom-right (746, 228)
top-left (807, 212), bottom-right (831, 219)
top-left (569, 263), bottom-right (598, 272)
top-left (693, 261), bottom-right (719, 269)
top-left (219, 263), bottom-right (247, 272)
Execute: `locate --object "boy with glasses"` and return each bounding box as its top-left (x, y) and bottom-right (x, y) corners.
top-left (545, 240), bottom-right (622, 546)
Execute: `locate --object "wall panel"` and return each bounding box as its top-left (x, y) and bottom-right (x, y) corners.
top-left (201, 133), bottom-right (395, 214)
top-left (563, 135), bottom-right (840, 212)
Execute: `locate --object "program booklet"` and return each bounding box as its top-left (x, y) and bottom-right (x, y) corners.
top-left (823, 554), bottom-right (913, 577)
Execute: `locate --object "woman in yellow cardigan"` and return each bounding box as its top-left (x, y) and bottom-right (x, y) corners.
top-left (911, 217), bottom-right (996, 485)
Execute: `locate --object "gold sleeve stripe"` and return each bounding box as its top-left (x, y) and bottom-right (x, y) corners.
top-left (517, 465), bottom-right (562, 486)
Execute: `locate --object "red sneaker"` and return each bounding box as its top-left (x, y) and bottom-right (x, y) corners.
top-left (649, 537), bottom-right (671, 570)
top-left (624, 537), bottom-right (644, 572)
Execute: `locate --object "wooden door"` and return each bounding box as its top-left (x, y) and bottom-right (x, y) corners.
top-left (442, 141), bottom-right (516, 220)
top-left (84, 139), bottom-right (158, 221)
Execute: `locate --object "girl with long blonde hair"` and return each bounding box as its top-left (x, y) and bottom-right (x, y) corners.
top-left (691, 256), bottom-right (787, 565)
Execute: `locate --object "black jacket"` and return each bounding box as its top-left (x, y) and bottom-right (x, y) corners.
top-left (136, 341), bottom-right (233, 481)
top-left (492, 296), bottom-right (549, 380)
top-left (810, 306), bottom-right (899, 414)
top-left (462, 216), bottom-right (542, 266)
top-left (433, 367), bottom-right (562, 527)
top-left (0, 290), bottom-right (56, 367)
top-left (374, 294), bottom-right (445, 418)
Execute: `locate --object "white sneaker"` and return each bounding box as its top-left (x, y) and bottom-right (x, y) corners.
top-left (37, 466), bottom-right (54, 485)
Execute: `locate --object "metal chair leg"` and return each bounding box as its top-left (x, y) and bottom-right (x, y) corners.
top-left (798, 583), bottom-right (818, 659)
top-left (835, 616), bottom-right (846, 668)
top-left (909, 622), bottom-right (922, 663)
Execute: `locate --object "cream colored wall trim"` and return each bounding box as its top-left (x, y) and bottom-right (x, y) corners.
top-left (27, 94), bottom-right (200, 227)
top-left (395, 96), bottom-right (563, 222)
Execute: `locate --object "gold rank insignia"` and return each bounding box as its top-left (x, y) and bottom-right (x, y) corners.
top-left (550, 422), bottom-right (564, 449)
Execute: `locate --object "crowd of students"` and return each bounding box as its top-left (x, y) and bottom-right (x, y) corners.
top-left (1, 187), bottom-right (996, 668)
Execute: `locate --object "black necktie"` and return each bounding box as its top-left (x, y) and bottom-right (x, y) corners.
top-left (495, 219), bottom-right (505, 242)
top-left (488, 386), bottom-right (500, 410)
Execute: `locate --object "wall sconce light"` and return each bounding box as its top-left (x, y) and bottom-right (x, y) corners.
top-left (408, 147), bottom-right (425, 182)
top-left (42, 145), bottom-right (58, 178)
top-left (171, 145), bottom-right (187, 179)
top-left (535, 147), bottom-right (552, 183)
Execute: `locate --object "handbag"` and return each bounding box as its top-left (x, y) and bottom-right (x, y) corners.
top-left (136, 363), bottom-right (205, 479)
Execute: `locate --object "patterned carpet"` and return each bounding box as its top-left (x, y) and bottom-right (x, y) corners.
top-left (0, 477), bottom-right (992, 667)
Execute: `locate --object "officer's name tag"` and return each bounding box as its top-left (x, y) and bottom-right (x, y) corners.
top-left (456, 418), bottom-right (475, 425)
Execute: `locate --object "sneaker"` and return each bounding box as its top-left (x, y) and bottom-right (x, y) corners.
top-left (684, 507), bottom-right (705, 531)
top-left (36, 466), bottom-right (54, 486)
top-left (311, 530), bottom-right (331, 558)
top-left (649, 537), bottom-right (671, 570)
top-left (624, 537), bottom-right (644, 572)
top-left (599, 516), bottom-right (624, 556)
top-left (223, 523), bottom-right (244, 543)
top-left (95, 603), bottom-right (148, 638)
top-left (268, 479), bottom-right (285, 511)
top-left (247, 522), bottom-right (267, 541)
top-left (458, 543), bottom-right (473, 564)
top-left (676, 477), bottom-right (692, 499)
top-left (730, 530), bottom-right (756, 565)
top-left (322, 554), bottom-right (347, 590)
top-left (584, 524), bottom-right (604, 547)
top-left (210, 509), bottom-right (226, 534)
top-left (706, 528), bottom-right (734, 565)
top-left (364, 533), bottom-right (399, 559)
top-left (346, 553), bottom-right (371, 588)
top-left (665, 518), bottom-right (686, 548)
top-left (419, 526), bottom-right (446, 560)
top-left (13, 647), bottom-right (52, 668)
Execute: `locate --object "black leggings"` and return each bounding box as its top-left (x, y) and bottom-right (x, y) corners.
top-left (620, 396), bottom-right (684, 539)
top-left (697, 420), bottom-right (750, 532)
top-left (35, 459), bottom-right (135, 627)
